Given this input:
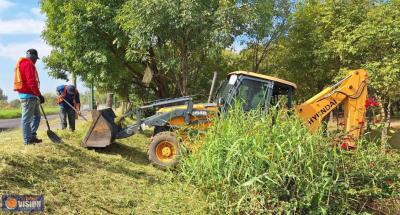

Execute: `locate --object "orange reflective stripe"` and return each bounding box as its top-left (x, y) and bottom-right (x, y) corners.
top-left (13, 58), bottom-right (24, 90)
top-left (13, 57), bottom-right (40, 91)
top-left (63, 85), bottom-right (68, 97)
top-left (58, 85), bottom-right (78, 105)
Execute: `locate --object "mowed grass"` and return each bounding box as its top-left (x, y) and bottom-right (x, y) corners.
top-left (0, 106), bottom-right (59, 119)
top-left (0, 122), bottom-right (207, 214)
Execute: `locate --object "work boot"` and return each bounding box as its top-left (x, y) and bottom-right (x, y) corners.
top-left (31, 137), bottom-right (43, 143)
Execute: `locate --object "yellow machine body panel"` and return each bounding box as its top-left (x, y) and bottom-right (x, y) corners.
top-left (158, 103), bottom-right (218, 127)
top-left (157, 103), bottom-right (218, 114)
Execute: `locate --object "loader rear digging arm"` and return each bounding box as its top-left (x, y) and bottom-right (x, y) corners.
top-left (296, 69), bottom-right (368, 148)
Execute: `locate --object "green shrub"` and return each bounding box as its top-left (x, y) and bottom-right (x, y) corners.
top-left (179, 107), bottom-right (400, 214)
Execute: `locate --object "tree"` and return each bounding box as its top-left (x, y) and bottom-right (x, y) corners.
top-left (41, 0), bottom-right (239, 101)
top-left (321, 0), bottom-right (400, 147)
top-left (116, 0), bottom-right (240, 96)
top-left (0, 88), bottom-right (7, 101)
top-left (268, 0), bottom-right (400, 146)
top-left (237, 0), bottom-right (292, 72)
top-left (266, 1), bottom-right (340, 100)
top-left (8, 99), bottom-right (20, 108)
top-left (41, 0), bottom-right (147, 102)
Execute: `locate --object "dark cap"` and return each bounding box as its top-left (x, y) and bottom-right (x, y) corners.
top-left (26, 49), bottom-right (40, 59)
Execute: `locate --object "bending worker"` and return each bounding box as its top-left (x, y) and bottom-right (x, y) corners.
top-left (14, 49), bottom-right (45, 145)
top-left (56, 84), bottom-right (80, 131)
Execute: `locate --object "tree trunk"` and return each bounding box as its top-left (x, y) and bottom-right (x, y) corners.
top-left (121, 102), bottom-right (128, 114)
top-left (180, 47), bottom-right (189, 96)
top-left (147, 47), bottom-right (170, 99)
top-left (388, 101), bottom-right (392, 129)
top-left (253, 43), bottom-right (258, 72)
top-left (71, 73), bottom-right (77, 87)
top-left (380, 101), bottom-right (391, 151)
top-left (153, 76), bottom-right (170, 99)
top-left (106, 93), bottom-right (114, 108)
top-left (120, 93), bottom-right (130, 114)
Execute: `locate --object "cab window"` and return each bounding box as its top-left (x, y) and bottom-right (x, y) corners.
top-left (234, 79), bottom-right (271, 111)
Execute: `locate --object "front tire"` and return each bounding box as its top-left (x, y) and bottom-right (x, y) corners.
top-left (148, 131), bottom-right (179, 169)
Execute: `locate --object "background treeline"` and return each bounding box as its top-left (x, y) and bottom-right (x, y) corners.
top-left (40, 0), bottom-right (400, 111)
top-left (0, 88), bottom-right (59, 119)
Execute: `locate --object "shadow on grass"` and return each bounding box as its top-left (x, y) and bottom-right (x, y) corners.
top-left (0, 128), bottom-right (13, 132)
top-left (93, 142), bottom-right (149, 165)
top-left (58, 143), bottom-right (150, 178)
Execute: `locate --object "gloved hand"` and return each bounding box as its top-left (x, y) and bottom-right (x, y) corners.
top-left (38, 95), bottom-right (45, 104)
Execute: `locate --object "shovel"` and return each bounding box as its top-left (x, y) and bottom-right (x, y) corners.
top-left (39, 104), bottom-right (63, 143)
top-left (61, 99), bottom-right (88, 121)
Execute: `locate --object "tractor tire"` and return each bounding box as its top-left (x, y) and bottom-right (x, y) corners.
top-left (148, 131), bottom-right (180, 169)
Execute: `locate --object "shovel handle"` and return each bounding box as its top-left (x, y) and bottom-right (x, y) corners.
top-left (61, 98), bottom-right (88, 121)
top-left (39, 104), bottom-right (51, 130)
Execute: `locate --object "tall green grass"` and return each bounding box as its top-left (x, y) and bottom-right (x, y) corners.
top-left (179, 107), bottom-right (400, 214)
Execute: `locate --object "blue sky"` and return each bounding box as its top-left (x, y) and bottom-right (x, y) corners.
top-left (0, 0), bottom-right (87, 101)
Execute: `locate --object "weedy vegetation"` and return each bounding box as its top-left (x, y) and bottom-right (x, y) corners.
top-left (179, 107), bottom-right (400, 214)
top-left (0, 108), bottom-right (399, 214)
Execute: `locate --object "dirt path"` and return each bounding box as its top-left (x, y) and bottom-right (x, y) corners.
top-left (389, 118), bottom-right (400, 149)
top-left (390, 119), bottom-right (400, 128)
top-left (0, 115), bottom-right (58, 131)
top-left (0, 111), bottom-right (89, 132)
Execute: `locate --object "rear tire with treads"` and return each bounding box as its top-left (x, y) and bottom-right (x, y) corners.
top-left (148, 131), bottom-right (179, 169)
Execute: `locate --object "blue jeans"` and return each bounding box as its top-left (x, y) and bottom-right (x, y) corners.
top-left (21, 97), bottom-right (41, 144)
top-left (59, 108), bottom-right (76, 131)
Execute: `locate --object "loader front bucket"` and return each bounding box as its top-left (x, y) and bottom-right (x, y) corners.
top-left (82, 108), bottom-right (117, 148)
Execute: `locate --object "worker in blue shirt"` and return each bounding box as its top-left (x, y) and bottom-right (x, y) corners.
top-left (56, 85), bottom-right (80, 131)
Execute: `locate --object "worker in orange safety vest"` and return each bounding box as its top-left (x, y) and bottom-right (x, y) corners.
top-left (56, 84), bottom-right (80, 131)
top-left (14, 49), bottom-right (45, 145)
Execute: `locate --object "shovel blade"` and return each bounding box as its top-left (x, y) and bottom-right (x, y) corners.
top-left (47, 130), bottom-right (63, 143)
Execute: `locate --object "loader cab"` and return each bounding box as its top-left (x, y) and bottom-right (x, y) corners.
top-left (215, 71), bottom-right (297, 112)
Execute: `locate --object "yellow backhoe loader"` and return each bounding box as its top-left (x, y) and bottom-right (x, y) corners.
top-left (82, 69), bottom-right (368, 168)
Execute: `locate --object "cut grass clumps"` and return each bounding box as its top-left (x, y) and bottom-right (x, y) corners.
top-left (0, 122), bottom-right (208, 214)
top-left (179, 107), bottom-right (400, 214)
